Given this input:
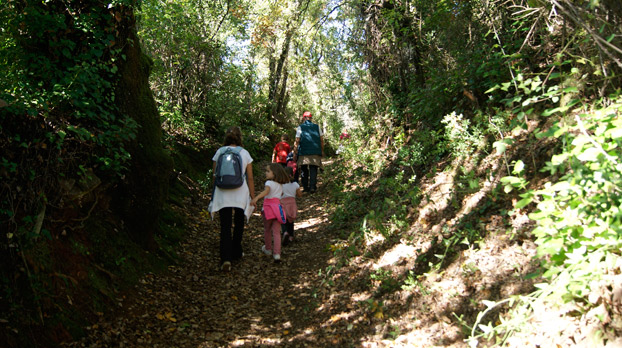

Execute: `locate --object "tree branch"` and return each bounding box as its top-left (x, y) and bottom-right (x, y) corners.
top-left (552, 0), bottom-right (622, 69)
top-left (209, 0), bottom-right (230, 42)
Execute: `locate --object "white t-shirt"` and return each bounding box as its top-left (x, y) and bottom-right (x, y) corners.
top-left (264, 180), bottom-right (283, 199)
top-left (282, 182), bottom-right (300, 198)
top-left (208, 146), bottom-right (254, 217)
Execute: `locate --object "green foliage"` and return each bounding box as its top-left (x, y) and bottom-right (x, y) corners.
top-left (1, 0), bottom-right (141, 256)
top-left (326, 126), bottom-right (423, 253)
top-left (370, 268), bottom-right (400, 295)
top-left (441, 112), bottom-right (486, 158)
top-left (138, 0), bottom-right (265, 147)
top-left (137, 0), bottom-right (340, 154)
top-left (326, 1), bottom-right (622, 345)
top-left (394, 128), bottom-right (444, 170)
top-left (530, 98), bottom-right (622, 291)
top-left (402, 271), bottom-right (430, 294)
top-left (2, 1), bottom-right (137, 174)
top-left (500, 160), bottom-right (529, 194)
top-left (0, 1), bottom-right (179, 344)
top-left (1, 0), bottom-right (141, 243)
top-left (468, 19), bottom-right (622, 344)
top-left (470, 94), bottom-right (622, 346)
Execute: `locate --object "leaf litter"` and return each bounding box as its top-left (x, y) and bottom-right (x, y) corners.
top-left (66, 159), bottom-right (544, 347)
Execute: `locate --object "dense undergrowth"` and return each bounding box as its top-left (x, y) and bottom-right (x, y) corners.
top-left (323, 84), bottom-right (622, 346)
top-left (478, 97), bottom-right (622, 347)
top-left (319, 1), bottom-right (622, 344)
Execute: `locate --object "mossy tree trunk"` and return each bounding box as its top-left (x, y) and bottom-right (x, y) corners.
top-left (1, 1), bottom-right (174, 344)
top-left (114, 8), bottom-right (173, 251)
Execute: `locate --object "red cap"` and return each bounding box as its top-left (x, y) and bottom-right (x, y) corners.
top-left (303, 111), bottom-right (312, 118)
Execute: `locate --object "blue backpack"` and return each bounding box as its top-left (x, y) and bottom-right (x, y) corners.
top-left (215, 147), bottom-right (244, 189)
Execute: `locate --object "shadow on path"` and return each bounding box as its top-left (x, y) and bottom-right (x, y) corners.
top-left (70, 160), bottom-right (375, 347)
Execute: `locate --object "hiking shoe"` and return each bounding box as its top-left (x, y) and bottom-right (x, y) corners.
top-left (221, 261), bottom-right (231, 272)
top-left (261, 245), bottom-right (272, 256)
top-left (282, 233), bottom-right (290, 246)
top-left (273, 254), bottom-right (281, 262)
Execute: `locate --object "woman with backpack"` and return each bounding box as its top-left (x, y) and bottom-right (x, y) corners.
top-left (208, 126), bottom-right (255, 272)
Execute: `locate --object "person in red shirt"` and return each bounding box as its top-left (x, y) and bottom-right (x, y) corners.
top-left (340, 130), bottom-right (350, 140)
top-left (272, 134), bottom-right (291, 167)
top-left (337, 129), bottom-right (350, 155)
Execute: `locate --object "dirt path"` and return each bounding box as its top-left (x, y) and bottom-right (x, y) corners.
top-left (70, 161), bottom-right (368, 347)
top-left (67, 153), bottom-right (543, 348)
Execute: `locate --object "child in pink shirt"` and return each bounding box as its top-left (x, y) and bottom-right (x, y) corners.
top-left (251, 163), bottom-right (290, 262)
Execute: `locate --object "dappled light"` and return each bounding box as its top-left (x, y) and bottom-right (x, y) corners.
top-left (312, 129), bottom-right (547, 346)
top-left (66, 163), bottom-right (397, 347)
top-left (373, 244), bottom-right (417, 270)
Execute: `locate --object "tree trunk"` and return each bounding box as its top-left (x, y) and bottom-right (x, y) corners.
top-left (267, 30), bottom-right (293, 124)
top-left (114, 9), bottom-right (173, 251)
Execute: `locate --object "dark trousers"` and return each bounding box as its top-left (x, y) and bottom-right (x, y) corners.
top-left (300, 164), bottom-right (318, 191)
top-left (293, 167), bottom-right (300, 183)
top-left (281, 221), bottom-right (294, 238)
top-left (219, 207), bottom-right (244, 263)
